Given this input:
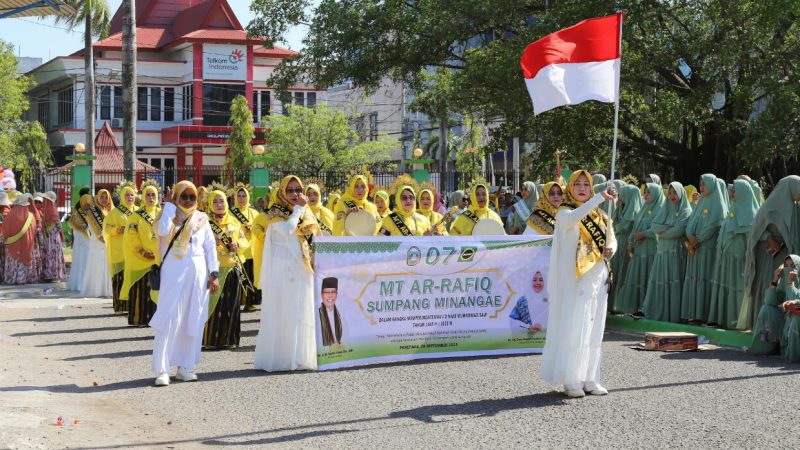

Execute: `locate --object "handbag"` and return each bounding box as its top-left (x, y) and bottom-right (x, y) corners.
top-left (148, 219), bottom-right (187, 290)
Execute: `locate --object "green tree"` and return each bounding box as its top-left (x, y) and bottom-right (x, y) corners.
top-left (225, 95), bottom-right (255, 183)
top-left (0, 40), bottom-right (51, 190)
top-left (250, 0), bottom-right (800, 185)
top-left (263, 103), bottom-right (396, 173)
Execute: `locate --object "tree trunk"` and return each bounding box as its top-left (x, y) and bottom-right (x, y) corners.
top-left (84, 11), bottom-right (95, 191)
top-left (438, 116), bottom-right (448, 193)
top-left (122, 0), bottom-right (137, 181)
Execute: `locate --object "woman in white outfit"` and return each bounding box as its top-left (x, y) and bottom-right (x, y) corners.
top-left (81, 190), bottom-right (113, 297)
top-left (67, 193), bottom-right (91, 291)
top-left (149, 181), bottom-right (219, 386)
top-left (540, 170), bottom-right (617, 398)
top-left (254, 175), bottom-right (320, 372)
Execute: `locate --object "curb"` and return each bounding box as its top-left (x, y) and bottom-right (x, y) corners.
top-left (606, 315), bottom-right (753, 349)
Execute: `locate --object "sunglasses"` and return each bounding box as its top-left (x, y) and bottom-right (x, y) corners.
top-left (400, 195), bottom-right (416, 201)
top-left (180, 193), bottom-right (197, 201)
top-left (286, 188), bottom-right (303, 195)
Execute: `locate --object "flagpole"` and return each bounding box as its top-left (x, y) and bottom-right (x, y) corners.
top-left (609, 12), bottom-right (623, 183)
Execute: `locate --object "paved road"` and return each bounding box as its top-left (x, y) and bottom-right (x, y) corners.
top-left (1, 287), bottom-right (798, 449)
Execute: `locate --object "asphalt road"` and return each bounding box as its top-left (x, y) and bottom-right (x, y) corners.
top-left (1, 287), bottom-right (799, 449)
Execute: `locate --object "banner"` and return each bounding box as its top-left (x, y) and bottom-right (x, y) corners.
top-left (313, 235), bottom-right (552, 370)
top-left (203, 44), bottom-right (247, 81)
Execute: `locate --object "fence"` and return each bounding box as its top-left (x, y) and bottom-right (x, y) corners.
top-left (35, 165), bottom-right (523, 216)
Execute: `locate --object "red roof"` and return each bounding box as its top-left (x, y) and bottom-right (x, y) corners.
top-left (95, 0), bottom-right (292, 53)
top-left (94, 122), bottom-right (158, 172)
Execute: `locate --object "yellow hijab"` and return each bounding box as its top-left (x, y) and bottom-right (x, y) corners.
top-left (119, 186), bottom-right (136, 211)
top-left (562, 170), bottom-right (607, 277)
top-left (207, 190), bottom-right (233, 226)
top-left (325, 192), bottom-right (340, 211)
top-left (166, 180), bottom-right (206, 260)
top-left (527, 181), bottom-right (562, 234)
top-left (341, 175), bottom-right (371, 208)
top-left (306, 183), bottom-right (335, 232)
top-left (374, 190), bottom-right (390, 217)
top-left (140, 185), bottom-right (160, 216)
top-left (96, 189), bottom-right (113, 214)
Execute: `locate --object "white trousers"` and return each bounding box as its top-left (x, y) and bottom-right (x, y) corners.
top-left (151, 288), bottom-right (202, 374)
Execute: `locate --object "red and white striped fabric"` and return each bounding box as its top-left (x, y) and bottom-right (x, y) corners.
top-left (520, 13), bottom-right (623, 115)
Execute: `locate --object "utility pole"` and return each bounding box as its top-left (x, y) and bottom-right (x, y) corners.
top-left (122, 0), bottom-right (137, 181)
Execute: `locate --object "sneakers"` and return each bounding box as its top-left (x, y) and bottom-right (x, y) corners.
top-left (154, 372), bottom-right (170, 386)
top-left (583, 381), bottom-right (608, 396)
top-left (176, 367), bottom-right (198, 382)
top-left (564, 384), bottom-right (586, 398)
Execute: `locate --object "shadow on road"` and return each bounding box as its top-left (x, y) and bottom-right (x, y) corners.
top-left (11, 325), bottom-right (137, 337)
top-left (2, 313), bottom-right (117, 323)
top-left (36, 335), bottom-right (153, 347)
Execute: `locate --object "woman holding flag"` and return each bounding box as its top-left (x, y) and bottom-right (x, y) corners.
top-left (540, 170), bottom-right (617, 398)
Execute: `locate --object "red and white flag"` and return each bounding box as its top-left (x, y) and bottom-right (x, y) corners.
top-left (520, 13), bottom-right (622, 115)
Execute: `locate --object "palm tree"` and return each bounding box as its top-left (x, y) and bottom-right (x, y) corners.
top-left (121, 0), bottom-right (136, 181)
top-left (54, 0), bottom-right (110, 183)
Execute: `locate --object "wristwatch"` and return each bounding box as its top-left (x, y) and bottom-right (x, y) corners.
top-left (210, 271), bottom-right (219, 278)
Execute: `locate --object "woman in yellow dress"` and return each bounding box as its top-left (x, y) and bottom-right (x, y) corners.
top-left (121, 185), bottom-right (161, 326)
top-left (230, 186), bottom-right (260, 312)
top-left (306, 183), bottom-right (335, 235)
top-left (332, 175), bottom-right (381, 236)
top-left (378, 186), bottom-right (432, 236)
top-left (418, 188), bottom-right (448, 235)
top-left (374, 190), bottom-right (390, 219)
top-left (524, 182), bottom-right (563, 236)
top-left (104, 186), bottom-right (137, 313)
top-left (449, 183), bottom-right (503, 235)
top-left (203, 190), bottom-right (249, 349)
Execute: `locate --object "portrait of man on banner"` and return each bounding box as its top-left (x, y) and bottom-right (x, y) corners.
top-left (319, 277), bottom-right (344, 347)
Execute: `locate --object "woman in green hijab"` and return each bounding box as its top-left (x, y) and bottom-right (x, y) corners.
top-left (707, 180), bottom-right (760, 328)
top-left (614, 183), bottom-right (665, 314)
top-left (608, 184), bottom-right (642, 308)
top-left (509, 181), bottom-right (538, 234)
top-left (738, 175), bottom-right (800, 330)
top-left (750, 254), bottom-right (800, 361)
top-left (642, 182), bottom-right (692, 322)
top-left (681, 174), bottom-right (728, 322)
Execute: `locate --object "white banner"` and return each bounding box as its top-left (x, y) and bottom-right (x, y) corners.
top-left (203, 44), bottom-right (247, 81)
top-left (313, 235), bottom-right (553, 370)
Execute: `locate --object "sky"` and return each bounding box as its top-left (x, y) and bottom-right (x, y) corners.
top-left (0, 0), bottom-right (307, 63)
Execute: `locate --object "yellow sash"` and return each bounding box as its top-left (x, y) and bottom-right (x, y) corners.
top-left (6, 213), bottom-right (34, 245)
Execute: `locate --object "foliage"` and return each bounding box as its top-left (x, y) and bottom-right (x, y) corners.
top-left (225, 95), bottom-right (256, 183)
top-left (452, 116), bottom-right (485, 189)
top-left (250, 0), bottom-right (800, 185)
top-left (53, 0), bottom-right (111, 39)
top-left (263, 103), bottom-right (396, 173)
top-left (0, 40), bottom-right (51, 191)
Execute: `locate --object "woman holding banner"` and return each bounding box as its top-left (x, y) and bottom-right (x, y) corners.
top-left (540, 170), bottom-right (617, 398)
top-left (378, 186), bottom-right (432, 236)
top-left (332, 175), bottom-right (380, 236)
top-left (254, 176), bottom-right (320, 372)
top-left (418, 188), bottom-right (448, 236)
top-left (449, 183), bottom-right (503, 236)
top-left (523, 182), bottom-right (563, 236)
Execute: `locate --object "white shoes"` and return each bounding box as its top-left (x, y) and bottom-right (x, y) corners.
top-left (564, 384), bottom-right (586, 398)
top-left (176, 367), bottom-right (198, 382)
top-left (154, 372), bottom-right (170, 386)
top-left (583, 381), bottom-right (608, 396)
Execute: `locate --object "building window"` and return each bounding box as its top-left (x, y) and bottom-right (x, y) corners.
top-left (182, 85), bottom-right (193, 121)
top-left (100, 86), bottom-right (111, 120)
top-left (294, 91), bottom-right (304, 106)
top-left (164, 88), bottom-right (175, 122)
top-left (113, 86), bottom-right (122, 118)
top-left (58, 87), bottom-right (73, 127)
top-left (289, 91), bottom-right (318, 109)
top-left (369, 112), bottom-right (378, 141)
top-left (150, 87), bottom-right (161, 121)
top-left (307, 92), bottom-right (316, 109)
top-left (37, 98), bottom-right (50, 131)
top-left (252, 90), bottom-right (271, 124)
top-left (137, 87), bottom-right (148, 121)
top-left (203, 83), bottom-right (245, 126)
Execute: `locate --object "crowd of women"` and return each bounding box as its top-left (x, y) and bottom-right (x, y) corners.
top-left (0, 169), bottom-right (797, 386)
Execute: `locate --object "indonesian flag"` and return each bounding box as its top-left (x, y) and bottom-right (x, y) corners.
top-left (520, 13), bottom-right (622, 115)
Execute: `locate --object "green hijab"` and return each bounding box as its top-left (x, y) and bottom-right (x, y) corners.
top-left (522, 181), bottom-right (539, 210)
top-left (651, 182), bottom-right (692, 234)
top-left (717, 179), bottom-right (760, 251)
top-left (632, 182), bottom-right (665, 233)
top-left (592, 174), bottom-right (607, 186)
top-left (686, 173), bottom-right (728, 237)
top-left (617, 184), bottom-right (643, 226)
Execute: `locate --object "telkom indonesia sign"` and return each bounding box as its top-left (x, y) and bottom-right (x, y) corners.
top-left (203, 44), bottom-right (247, 81)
